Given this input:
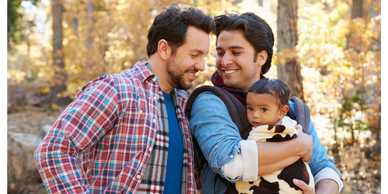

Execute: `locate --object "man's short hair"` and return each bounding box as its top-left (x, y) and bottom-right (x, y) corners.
top-left (146, 4), bottom-right (214, 57)
top-left (248, 78), bottom-right (290, 107)
top-left (213, 13), bottom-right (274, 75)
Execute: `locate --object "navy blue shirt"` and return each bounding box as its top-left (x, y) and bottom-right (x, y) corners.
top-left (162, 91), bottom-right (183, 194)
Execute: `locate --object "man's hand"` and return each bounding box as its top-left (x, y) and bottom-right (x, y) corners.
top-left (293, 179), bottom-right (315, 194)
top-left (296, 128), bottom-right (313, 163)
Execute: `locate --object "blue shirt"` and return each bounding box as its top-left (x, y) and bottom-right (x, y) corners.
top-left (163, 91), bottom-right (183, 194)
top-left (188, 91), bottom-right (341, 194)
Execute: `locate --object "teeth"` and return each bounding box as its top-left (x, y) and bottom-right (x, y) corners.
top-left (224, 70), bottom-right (237, 74)
top-left (188, 72), bottom-right (195, 76)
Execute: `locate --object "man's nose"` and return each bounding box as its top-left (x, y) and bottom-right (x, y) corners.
top-left (221, 53), bottom-right (232, 66)
top-left (195, 58), bottom-right (206, 71)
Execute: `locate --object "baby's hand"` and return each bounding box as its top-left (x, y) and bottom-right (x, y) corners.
top-left (295, 124), bottom-right (303, 131)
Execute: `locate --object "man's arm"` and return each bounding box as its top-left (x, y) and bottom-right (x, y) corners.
top-left (293, 178), bottom-right (340, 194)
top-left (256, 128), bottom-right (313, 175)
top-left (34, 76), bottom-right (119, 193)
top-left (315, 179), bottom-right (340, 194)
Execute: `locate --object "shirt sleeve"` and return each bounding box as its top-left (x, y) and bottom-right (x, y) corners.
top-left (189, 91), bottom-right (245, 182)
top-left (222, 140), bottom-right (258, 181)
top-left (34, 76), bottom-right (119, 193)
top-left (314, 167), bottom-right (344, 193)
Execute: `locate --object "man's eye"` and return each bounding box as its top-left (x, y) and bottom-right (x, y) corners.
top-left (217, 52), bottom-right (224, 56)
top-left (232, 51), bottom-right (241, 55)
top-left (191, 54), bottom-right (198, 58)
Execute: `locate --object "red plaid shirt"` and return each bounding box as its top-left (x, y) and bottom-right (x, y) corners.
top-left (34, 61), bottom-right (197, 193)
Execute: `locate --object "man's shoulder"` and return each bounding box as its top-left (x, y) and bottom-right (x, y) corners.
top-left (191, 86), bottom-right (225, 103)
top-left (185, 86), bottom-right (226, 118)
top-left (119, 61), bottom-right (154, 83)
top-left (190, 85), bottom-right (227, 99)
top-left (99, 71), bottom-right (138, 86)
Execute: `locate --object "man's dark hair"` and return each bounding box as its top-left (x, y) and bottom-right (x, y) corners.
top-left (213, 13), bottom-right (274, 75)
top-left (146, 4), bottom-right (214, 57)
top-left (248, 78), bottom-right (290, 107)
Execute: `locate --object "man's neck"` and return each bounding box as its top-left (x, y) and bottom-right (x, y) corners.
top-left (148, 57), bottom-right (173, 93)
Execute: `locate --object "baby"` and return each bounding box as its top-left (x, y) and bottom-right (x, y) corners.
top-left (235, 78), bottom-right (314, 194)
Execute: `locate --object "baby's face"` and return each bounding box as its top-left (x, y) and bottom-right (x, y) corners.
top-left (246, 92), bottom-right (282, 127)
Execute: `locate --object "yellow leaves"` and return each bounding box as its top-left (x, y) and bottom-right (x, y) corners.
top-left (335, 2), bottom-right (350, 16)
top-left (329, 8), bottom-right (341, 20)
top-left (373, 30), bottom-right (380, 39)
top-left (104, 51), bottom-right (112, 59)
top-left (51, 103), bottom-right (59, 111)
top-left (340, 65), bottom-right (355, 76)
top-left (123, 61), bottom-right (131, 67)
top-left (7, 69), bottom-right (27, 83)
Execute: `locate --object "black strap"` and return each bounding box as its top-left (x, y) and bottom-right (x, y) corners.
top-left (287, 97), bottom-right (311, 134)
top-left (185, 86), bottom-right (252, 139)
top-left (214, 174), bottom-right (238, 194)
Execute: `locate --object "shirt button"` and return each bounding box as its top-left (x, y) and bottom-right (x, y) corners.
top-left (148, 147), bottom-right (152, 152)
top-left (139, 110), bottom-right (143, 115)
top-left (152, 78), bottom-right (157, 82)
top-left (152, 119), bottom-right (156, 123)
top-left (230, 155), bottom-right (234, 159)
top-left (136, 175), bottom-right (141, 179)
top-left (153, 96), bottom-right (157, 100)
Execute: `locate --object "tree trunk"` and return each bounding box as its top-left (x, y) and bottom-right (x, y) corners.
top-left (276, 0), bottom-right (304, 101)
top-left (346, 0), bottom-right (363, 51)
top-left (351, 0), bottom-right (363, 18)
top-left (46, 0), bottom-right (72, 106)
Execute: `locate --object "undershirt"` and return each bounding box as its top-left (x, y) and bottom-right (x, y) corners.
top-left (162, 91), bottom-right (183, 194)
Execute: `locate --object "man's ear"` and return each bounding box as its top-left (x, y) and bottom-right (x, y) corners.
top-left (278, 105), bottom-right (289, 120)
top-left (256, 50), bottom-right (268, 66)
top-left (157, 39), bottom-right (171, 60)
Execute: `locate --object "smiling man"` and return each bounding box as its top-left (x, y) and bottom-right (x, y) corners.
top-left (34, 4), bottom-right (213, 194)
top-left (187, 12), bottom-right (343, 194)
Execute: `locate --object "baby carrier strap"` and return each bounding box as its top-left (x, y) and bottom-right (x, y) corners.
top-left (287, 97), bottom-right (311, 134)
top-left (185, 85), bottom-right (252, 139)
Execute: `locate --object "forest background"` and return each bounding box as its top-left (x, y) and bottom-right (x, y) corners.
top-left (5, 0), bottom-right (383, 193)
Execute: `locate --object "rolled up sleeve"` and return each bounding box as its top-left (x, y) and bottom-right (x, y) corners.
top-left (189, 91), bottom-right (244, 182)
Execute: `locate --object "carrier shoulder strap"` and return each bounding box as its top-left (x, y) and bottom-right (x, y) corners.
top-left (288, 97), bottom-right (311, 134)
top-left (185, 85), bottom-right (252, 139)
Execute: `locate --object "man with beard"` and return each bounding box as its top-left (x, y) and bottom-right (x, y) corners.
top-left (34, 4), bottom-right (213, 194)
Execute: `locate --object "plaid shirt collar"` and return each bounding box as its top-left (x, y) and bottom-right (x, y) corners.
top-left (132, 60), bottom-right (156, 83)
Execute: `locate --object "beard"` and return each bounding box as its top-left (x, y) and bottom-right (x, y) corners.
top-left (166, 57), bottom-right (193, 90)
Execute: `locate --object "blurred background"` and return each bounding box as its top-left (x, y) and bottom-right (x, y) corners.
top-left (7, 0), bottom-right (381, 193)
